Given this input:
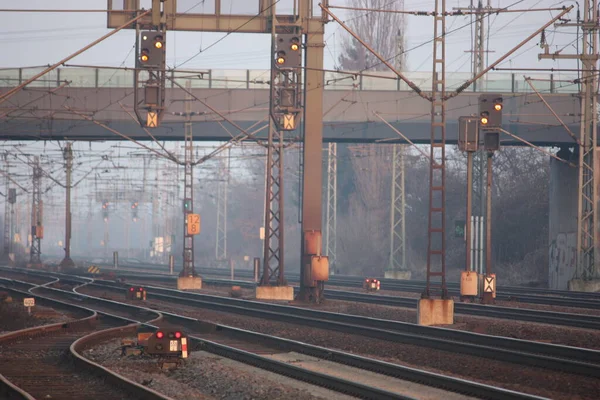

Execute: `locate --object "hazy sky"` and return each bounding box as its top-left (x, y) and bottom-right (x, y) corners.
top-left (0, 0), bottom-right (581, 77)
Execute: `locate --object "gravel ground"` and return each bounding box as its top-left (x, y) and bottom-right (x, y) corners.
top-left (84, 338), bottom-right (352, 400)
top-left (122, 281), bottom-right (600, 349)
top-left (0, 298), bottom-right (74, 333)
top-left (327, 285), bottom-right (600, 316)
top-left (78, 285), bottom-right (600, 400)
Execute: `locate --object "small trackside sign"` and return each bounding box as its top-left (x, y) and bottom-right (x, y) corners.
top-left (23, 298), bottom-right (35, 307)
top-left (181, 337), bottom-right (188, 358)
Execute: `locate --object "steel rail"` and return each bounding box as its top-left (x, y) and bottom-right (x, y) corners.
top-left (0, 278), bottom-right (417, 400)
top-left (91, 262), bottom-right (600, 302)
top-left (79, 268), bottom-right (600, 331)
top-left (76, 278), bottom-right (600, 378)
top-left (0, 272), bottom-right (550, 399)
top-left (0, 283), bottom-right (172, 400)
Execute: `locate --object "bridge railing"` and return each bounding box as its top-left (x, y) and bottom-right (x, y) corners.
top-left (0, 67), bottom-right (580, 94)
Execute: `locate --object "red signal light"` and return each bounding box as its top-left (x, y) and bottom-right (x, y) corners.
top-left (139, 287), bottom-right (143, 292)
top-left (129, 287), bottom-right (134, 292)
top-left (156, 331), bottom-right (164, 339)
top-left (175, 331), bottom-right (181, 339)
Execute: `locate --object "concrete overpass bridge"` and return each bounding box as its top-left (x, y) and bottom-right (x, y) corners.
top-left (0, 67), bottom-right (582, 147)
top-left (1, 67), bottom-right (593, 291)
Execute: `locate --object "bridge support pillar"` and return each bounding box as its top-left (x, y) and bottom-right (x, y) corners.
top-left (549, 154), bottom-right (579, 290)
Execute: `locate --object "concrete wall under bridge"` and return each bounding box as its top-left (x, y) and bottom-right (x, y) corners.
top-left (549, 157), bottom-right (578, 290)
top-left (549, 151), bottom-right (600, 291)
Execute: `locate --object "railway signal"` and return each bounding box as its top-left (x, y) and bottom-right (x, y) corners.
top-left (131, 200), bottom-right (139, 221)
top-left (274, 34), bottom-right (301, 70)
top-left (144, 330), bottom-right (188, 358)
top-left (102, 200), bottom-right (109, 220)
top-left (138, 31), bottom-right (165, 68)
top-left (126, 286), bottom-right (146, 301)
top-left (478, 94), bottom-right (503, 128)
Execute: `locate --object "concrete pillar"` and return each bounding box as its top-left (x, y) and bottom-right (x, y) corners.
top-left (548, 157), bottom-right (577, 290)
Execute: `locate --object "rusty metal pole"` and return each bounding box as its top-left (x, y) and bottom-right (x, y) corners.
top-left (60, 143), bottom-right (74, 268)
top-left (483, 152), bottom-right (494, 304)
top-left (297, 0), bottom-right (326, 303)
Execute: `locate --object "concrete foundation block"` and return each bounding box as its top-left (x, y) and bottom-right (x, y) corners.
top-left (256, 285), bottom-right (294, 301)
top-left (417, 298), bottom-right (454, 326)
top-left (177, 276), bottom-right (202, 290)
top-left (568, 278), bottom-right (600, 292)
top-left (384, 270), bottom-right (411, 280)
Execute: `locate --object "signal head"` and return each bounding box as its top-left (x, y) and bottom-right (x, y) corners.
top-left (290, 37), bottom-right (300, 52)
top-left (276, 51), bottom-right (286, 65)
top-left (480, 111), bottom-right (489, 125)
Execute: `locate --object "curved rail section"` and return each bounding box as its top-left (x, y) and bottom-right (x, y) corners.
top-left (0, 271), bottom-right (545, 399)
top-left (4, 277), bottom-right (413, 400)
top-left (0, 282), bottom-right (172, 400)
top-left (83, 279), bottom-right (600, 379)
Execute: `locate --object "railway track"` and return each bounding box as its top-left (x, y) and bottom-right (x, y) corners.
top-left (93, 262), bottom-right (600, 301)
top-left (69, 276), bottom-right (600, 379)
top-left (76, 261), bottom-right (600, 309)
top-left (87, 270), bottom-right (600, 331)
top-left (0, 270), bottom-right (549, 399)
top-left (0, 283), bottom-right (170, 400)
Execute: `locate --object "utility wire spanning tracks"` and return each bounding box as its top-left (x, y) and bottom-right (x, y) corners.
top-left (0, 270), bottom-right (549, 400)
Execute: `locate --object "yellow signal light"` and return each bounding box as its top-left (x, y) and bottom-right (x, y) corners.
top-left (276, 57), bottom-right (285, 65)
top-left (140, 53), bottom-right (149, 62)
top-left (494, 103), bottom-right (502, 111)
top-left (154, 41), bottom-right (163, 49)
top-left (481, 117), bottom-right (489, 125)
top-left (290, 43), bottom-right (299, 51)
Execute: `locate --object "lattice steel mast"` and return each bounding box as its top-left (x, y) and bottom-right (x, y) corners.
top-left (182, 81), bottom-right (196, 278)
top-left (29, 156), bottom-right (42, 265)
top-left (261, 8), bottom-right (303, 287)
top-left (59, 142), bottom-right (75, 268)
top-left (324, 143), bottom-right (337, 272)
top-left (388, 144), bottom-right (407, 276)
top-left (424, 0), bottom-right (448, 298)
top-left (216, 148), bottom-right (230, 262)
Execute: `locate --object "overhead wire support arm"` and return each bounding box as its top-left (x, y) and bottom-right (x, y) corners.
top-left (446, 6), bottom-right (573, 100)
top-left (524, 77), bottom-right (581, 146)
top-left (319, 4), bottom-right (428, 101)
top-left (0, 9), bottom-right (151, 105)
top-left (167, 76), bottom-right (263, 144)
top-left (372, 112), bottom-right (432, 162)
top-left (498, 128), bottom-right (576, 167)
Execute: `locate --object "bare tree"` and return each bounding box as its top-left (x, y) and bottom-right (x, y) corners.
top-left (338, 0), bottom-right (407, 71)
